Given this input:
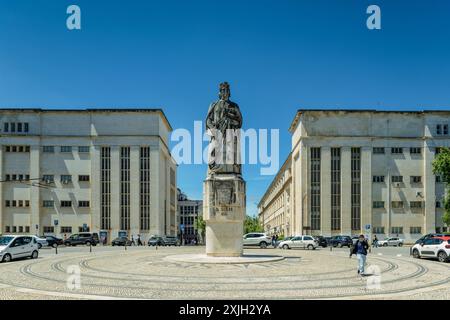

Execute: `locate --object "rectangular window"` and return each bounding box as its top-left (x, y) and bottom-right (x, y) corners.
top-left (78, 201), bottom-right (90, 208)
top-left (60, 226), bottom-right (72, 233)
top-left (101, 147), bottom-right (111, 230)
top-left (25, 200), bottom-right (30, 207)
top-left (78, 175), bottom-right (90, 182)
top-left (372, 176), bottom-right (385, 183)
top-left (25, 226), bottom-right (30, 233)
top-left (120, 147), bottom-right (131, 230)
top-left (391, 227), bottom-right (403, 234)
top-left (391, 147), bottom-right (403, 154)
top-left (373, 201), bottom-right (385, 209)
top-left (42, 175), bottom-right (55, 183)
top-left (18, 200), bottom-right (23, 207)
top-left (5, 226), bottom-right (10, 233)
top-left (373, 147), bottom-right (385, 154)
top-left (25, 146), bottom-right (30, 152)
top-left (410, 147), bottom-right (421, 154)
top-left (10, 123), bottom-right (15, 132)
top-left (140, 146), bottom-right (151, 230)
top-left (373, 227), bottom-right (385, 234)
top-left (78, 226), bottom-right (90, 232)
top-left (78, 146), bottom-right (90, 153)
top-left (60, 201), bottom-right (72, 207)
top-left (436, 176), bottom-right (442, 183)
top-left (436, 201), bottom-right (442, 208)
top-left (331, 148), bottom-right (341, 231)
top-left (351, 148), bottom-right (361, 231)
top-left (410, 201), bottom-right (424, 209)
top-left (43, 200), bottom-right (54, 208)
top-left (61, 175), bottom-right (72, 184)
top-left (17, 123), bottom-right (22, 132)
top-left (391, 201), bottom-right (404, 209)
top-left (410, 227), bottom-right (422, 234)
top-left (391, 176), bottom-right (403, 183)
top-left (24, 123), bottom-right (29, 133)
top-left (410, 176), bottom-right (422, 184)
top-left (43, 226), bottom-right (54, 233)
top-left (444, 124), bottom-right (449, 135)
top-left (437, 124), bottom-right (442, 135)
top-left (310, 147), bottom-right (321, 231)
top-left (12, 226), bottom-right (17, 233)
top-left (43, 146), bottom-right (55, 153)
top-left (5, 200), bottom-right (10, 207)
top-left (4, 123), bottom-right (8, 132)
top-left (60, 146), bottom-right (72, 153)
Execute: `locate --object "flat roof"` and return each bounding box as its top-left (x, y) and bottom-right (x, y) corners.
top-left (0, 108), bottom-right (173, 131)
top-left (289, 108), bottom-right (450, 133)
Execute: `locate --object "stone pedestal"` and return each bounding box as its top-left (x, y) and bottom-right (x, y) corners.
top-left (203, 174), bottom-right (246, 257)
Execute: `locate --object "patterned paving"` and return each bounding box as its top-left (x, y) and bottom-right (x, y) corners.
top-left (0, 246), bottom-right (449, 299)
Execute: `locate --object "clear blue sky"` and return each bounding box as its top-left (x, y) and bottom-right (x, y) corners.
top-left (1, 0), bottom-right (450, 216)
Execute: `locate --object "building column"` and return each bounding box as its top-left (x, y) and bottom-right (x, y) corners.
top-left (30, 145), bottom-right (40, 235)
top-left (361, 147), bottom-right (372, 238)
top-left (91, 145), bottom-right (101, 233)
top-left (130, 146), bottom-right (140, 236)
top-left (424, 143), bottom-right (436, 233)
top-left (150, 145), bottom-right (161, 235)
top-left (321, 147), bottom-right (331, 236)
top-left (110, 146), bottom-right (120, 238)
top-left (341, 147), bottom-right (352, 235)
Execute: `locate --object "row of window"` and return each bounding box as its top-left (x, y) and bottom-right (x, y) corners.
top-left (372, 175), bottom-right (424, 183)
top-left (4, 200), bottom-right (30, 207)
top-left (4, 226), bottom-right (31, 233)
top-left (4, 145), bottom-right (30, 153)
top-left (4, 174), bottom-right (31, 181)
top-left (43, 146), bottom-right (90, 153)
top-left (3, 122), bottom-right (29, 133)
top-left (372, 201), bottom-right (424, 209)
top-left (372, 227), bottom-right (422, 234)
top-left (4, 200), bottom-right (90, 208)
top-left (373, 147), bottom-right (422, 155)
top-left (42, 175), bottom-right (90, 183)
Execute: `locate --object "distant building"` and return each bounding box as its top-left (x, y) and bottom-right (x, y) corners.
top-left (0, 108), bottom-right (177, 243)
top-left (177, 189), bottom-right (202, 243)
top-left (259, 109), bottom-right (450, 241)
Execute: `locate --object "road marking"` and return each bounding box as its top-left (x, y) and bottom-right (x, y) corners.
top-left (377, 253), bottom-right (383, 256)
top-left (16, 288), bottom-right (143, 300)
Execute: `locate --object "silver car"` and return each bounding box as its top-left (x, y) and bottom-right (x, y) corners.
top-left (243, 233), bottom-right (272, 248)
top-left (378, 237), bottom-right (404, 247)
top-left (0, 235), bottom-right (39, 262)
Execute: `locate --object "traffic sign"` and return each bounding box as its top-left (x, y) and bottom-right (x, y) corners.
top-left (365, 224), bottom-right (371, 230)
top-left (54, 220), bottom-right (59, 226)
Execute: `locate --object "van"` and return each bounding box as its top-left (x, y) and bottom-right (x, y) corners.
top-left (0, 235), bottom-right (39, 262)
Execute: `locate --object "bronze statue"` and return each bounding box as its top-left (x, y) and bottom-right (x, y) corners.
top-left (206, 82), bottom-right (243, 175)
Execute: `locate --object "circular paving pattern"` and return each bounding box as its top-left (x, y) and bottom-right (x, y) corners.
top-left (0, 246), bottom-right (449, 299)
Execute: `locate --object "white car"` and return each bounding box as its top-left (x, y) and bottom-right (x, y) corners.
top-left (278, 235), bottom-right (318, 250)
top-left (411, 237), bottom-right (450, 262)
top-left (0, 235), bottom-right (40, 263)
top-left (378, 237), bottom-right (404, 247)
top-left (243, 233), bottom-right (272, 248)
top-left (32, 236), bottom-right (49, 249)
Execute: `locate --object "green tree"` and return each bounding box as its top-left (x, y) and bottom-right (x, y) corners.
top-left (244, 215), bottom-right (264, 234)
top-left (432, 147), bottom-right (450, 227)
top-left (195, 215), bottom-right (206, 244)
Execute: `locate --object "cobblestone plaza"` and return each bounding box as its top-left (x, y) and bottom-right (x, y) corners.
top-left (0, 246), bottom-right (449, 300)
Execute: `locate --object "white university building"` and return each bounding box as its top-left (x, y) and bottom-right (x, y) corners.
top-left (0, 109), bottom-right (177, 243)
top-left (259, 110), bottom-right (450, 242)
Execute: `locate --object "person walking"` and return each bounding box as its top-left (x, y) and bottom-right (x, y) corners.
top-left (131, 235), bottom-right (136, 246)
top-left (350, 234), bottom-right (370, 276)
top-left (137, 234), bottom-right (143, 246)
top-left (271, 235), bottom-right (276, 247)
top-left (274, 234), bottom-right (279, 248)
top-left (372, 235), bottom-right (379, 248)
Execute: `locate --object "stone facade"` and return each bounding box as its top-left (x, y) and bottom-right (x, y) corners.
top-left (0, 109), bottom-right (177, 243)
top-left (259, 110), bottom-right (450, 242)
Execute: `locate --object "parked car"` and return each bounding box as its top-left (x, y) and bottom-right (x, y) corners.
top-left (163, 236), bottom-right (181, 246)
top-left (148, 236), bottom-right (165, 246)
top-left (378, 237), bottom-right (404, 247)
top-left (41, 235), bottom-right (63, 248)
top-left (64, 232), bottom-right (99, 246)
top-left (0, 235), bottom-right (39, 262)
top-left (314, 236), bottom-right (328, 248)
top-left (330, 235), bottom-right (353, 248)
top-left (33, 236), bottom-right (49, 249)
top-left (411, 237), bottom-right (450, 262)
top-left (351, 236), bottom-right (360, 245)
top-left (243, 233), bottom-right (272, 248)
top-left (278, 235), bottom-right (318, 250)
top-left (415, 233), bottom-right (450, 244)
top-left (111, 237), bottom-right (133, 246)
